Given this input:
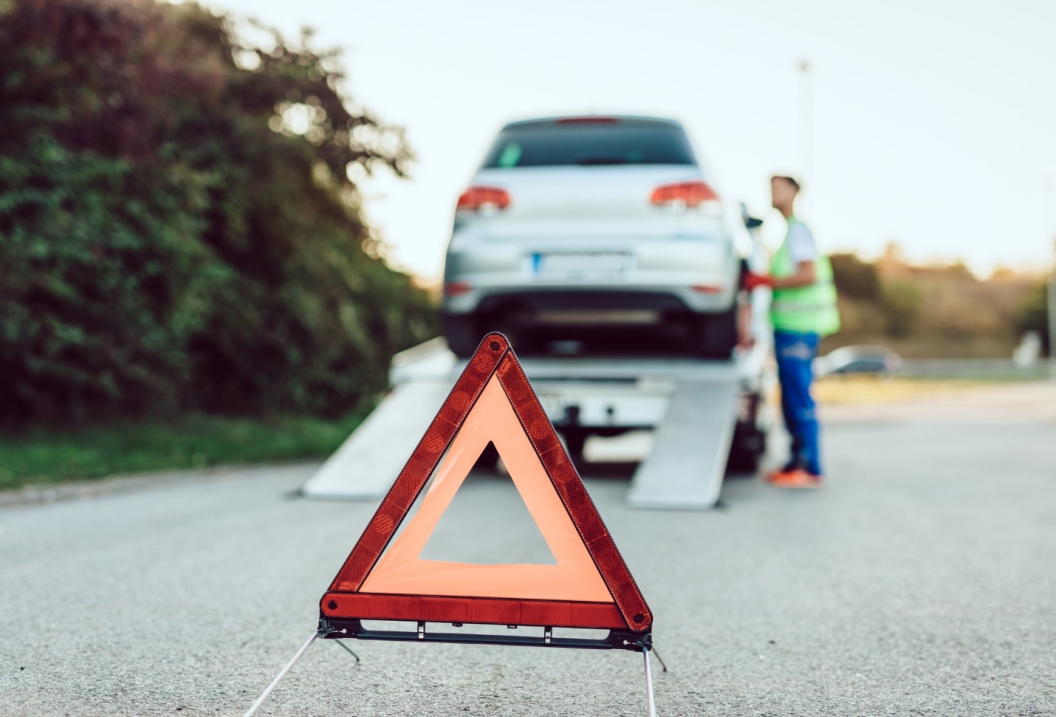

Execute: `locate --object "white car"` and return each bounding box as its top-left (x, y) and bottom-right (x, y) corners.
top-left (441, 115), bottom-right (742, 358)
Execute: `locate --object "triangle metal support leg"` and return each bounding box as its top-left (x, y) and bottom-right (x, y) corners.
top-left (333, 638), bottom-right (361, 663)
top-left (643, 647), bottom-right (657, 717)
top-left (651, 643), bottom-right (668, 672)
top-left (243, 631), bottom-right (321, 717)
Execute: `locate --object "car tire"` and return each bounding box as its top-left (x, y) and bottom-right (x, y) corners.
top-left (443, 313), bottom-right (479, 358)
top-left (696, 305), bottom-right (738, 359)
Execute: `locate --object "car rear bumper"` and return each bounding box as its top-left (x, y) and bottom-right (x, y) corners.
top-left (444, 285), bottom-right (735, 317)
top-left (441, 295), bottom-right (733, 358)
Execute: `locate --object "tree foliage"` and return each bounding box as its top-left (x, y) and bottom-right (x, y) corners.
top-left (827, 245), bottom-right (1040, 357)
top-left (1014, 279), bottom-right (1051, 355)
top-left (878, 279), bottom-right (922, 338)
top-left (830, 252), bottom-right (880, 301)
top-left (0, 0), bottom-right (437, 420)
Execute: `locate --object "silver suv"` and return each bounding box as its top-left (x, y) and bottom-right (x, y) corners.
top-left (442, 115), bottom-right (741, 358)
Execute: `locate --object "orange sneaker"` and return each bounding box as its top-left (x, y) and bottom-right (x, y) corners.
top-left (765, 468), bottom-right (823, 489)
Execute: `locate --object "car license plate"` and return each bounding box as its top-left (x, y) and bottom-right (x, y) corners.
top-left (529, 252), bottom-right (633, 279)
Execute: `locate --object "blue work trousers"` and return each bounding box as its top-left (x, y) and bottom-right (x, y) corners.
top-left (774, 330), bottom-right (822, 476)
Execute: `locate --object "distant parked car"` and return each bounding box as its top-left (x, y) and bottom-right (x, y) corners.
top-left (814, 345), bottom-right (902, 376)
top-left (441, 115), bottom-right (741, 359)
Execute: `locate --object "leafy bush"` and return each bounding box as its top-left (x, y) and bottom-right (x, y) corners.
top-left (0, 0), bottom-right (437, 421)
top-left (880, 279), bottom-right (922, 338)
top-left (830, 252), bottom-right (880, 300)
top-left (824, 243), bottom-right (1040, 357)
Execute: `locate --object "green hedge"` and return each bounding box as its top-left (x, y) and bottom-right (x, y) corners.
top-left (0, 0), bottom-right (437, 421)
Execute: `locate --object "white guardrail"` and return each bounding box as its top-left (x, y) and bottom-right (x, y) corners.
top-left (896, 358), bottom-right (1053, 381)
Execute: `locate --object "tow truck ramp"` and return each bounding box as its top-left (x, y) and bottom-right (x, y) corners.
top-left (625, 381), bottom-right (739, 509)
top-left (301, 336), bottom-right (769, 509)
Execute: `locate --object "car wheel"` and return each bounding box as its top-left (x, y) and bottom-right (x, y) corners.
top-left (443, 313), bottom-right (479, 358)
top-left (696, 306), bottom-right (738, 359)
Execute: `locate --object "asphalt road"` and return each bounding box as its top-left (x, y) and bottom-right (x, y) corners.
top-left (2, 418), bottom-right (1055, 715)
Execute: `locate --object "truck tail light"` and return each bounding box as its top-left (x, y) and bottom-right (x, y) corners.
top-left (456, 186), bottom-right (511, 212)
top-left (650, 181), bottom-right (719, 207)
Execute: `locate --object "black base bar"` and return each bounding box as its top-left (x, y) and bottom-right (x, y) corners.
top-left (242, 622), bottom-right (658, 716)
top-left (320, 618), bottom-right (650, 653)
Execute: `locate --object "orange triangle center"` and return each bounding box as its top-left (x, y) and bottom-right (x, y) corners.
top-left (359, 375), bottom-right (613, 603)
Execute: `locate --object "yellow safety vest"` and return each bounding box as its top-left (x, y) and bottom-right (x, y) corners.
top-left (769, 219), bottom-right (841, 336)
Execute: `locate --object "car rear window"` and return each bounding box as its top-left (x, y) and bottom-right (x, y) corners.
top-left (482, 121), bottom-right (696, 168)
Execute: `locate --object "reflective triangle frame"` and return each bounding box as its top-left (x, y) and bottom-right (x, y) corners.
top-left (318, 332), bottom-right (652, 651)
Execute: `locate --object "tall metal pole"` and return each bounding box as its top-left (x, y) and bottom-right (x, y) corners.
top-left (1049, 249), bottom-right (1056, 381)
top-left (799, 60), bottom-right (812, 190)
top-left (1046, 178), bottom-right (1056, 380)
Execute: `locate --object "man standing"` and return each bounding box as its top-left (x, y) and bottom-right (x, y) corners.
top-left (744, 176), bottom-right (840, 488)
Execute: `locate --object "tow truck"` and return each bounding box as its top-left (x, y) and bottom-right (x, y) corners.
top-left (301, 324), bottom-right (770, 508)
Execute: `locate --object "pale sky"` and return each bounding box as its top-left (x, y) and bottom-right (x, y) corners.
top-left (208, 0), bottom-right (1056, 279)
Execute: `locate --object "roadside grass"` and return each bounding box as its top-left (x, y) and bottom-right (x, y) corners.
top-left (814, 375), bottom-right (990, 404)
top-left (0, 405), bottom-right (374, 491)
top-left (0, 378), bottom-right (1010, 491)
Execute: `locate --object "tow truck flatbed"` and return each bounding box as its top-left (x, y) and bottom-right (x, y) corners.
top-left (301, 335), bottom-right (770, 510)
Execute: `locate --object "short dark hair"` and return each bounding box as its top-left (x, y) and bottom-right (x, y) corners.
top-left (771, 175), bottom-right (801, 192)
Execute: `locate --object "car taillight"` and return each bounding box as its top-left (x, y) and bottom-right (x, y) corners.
top-left (650, 181), bottom-right (719, 207)
top-left (456, 186), bottom-right (510, 212)
top-left (444, 281), bottom-right (472, 297)
top-left (691, 284), bottom-right (723, 294)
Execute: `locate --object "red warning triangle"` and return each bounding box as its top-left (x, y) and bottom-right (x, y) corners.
top-left (320, 333), bottom-right (652, 633)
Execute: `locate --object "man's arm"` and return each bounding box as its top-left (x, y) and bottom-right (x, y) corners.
top-left (743, 260), bottom-right (816, 291)
top-left (771, 260), bottom-right (815, 289)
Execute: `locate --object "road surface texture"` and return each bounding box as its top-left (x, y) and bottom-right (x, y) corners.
top-left (2, 395), bottom-right (1055, 715)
